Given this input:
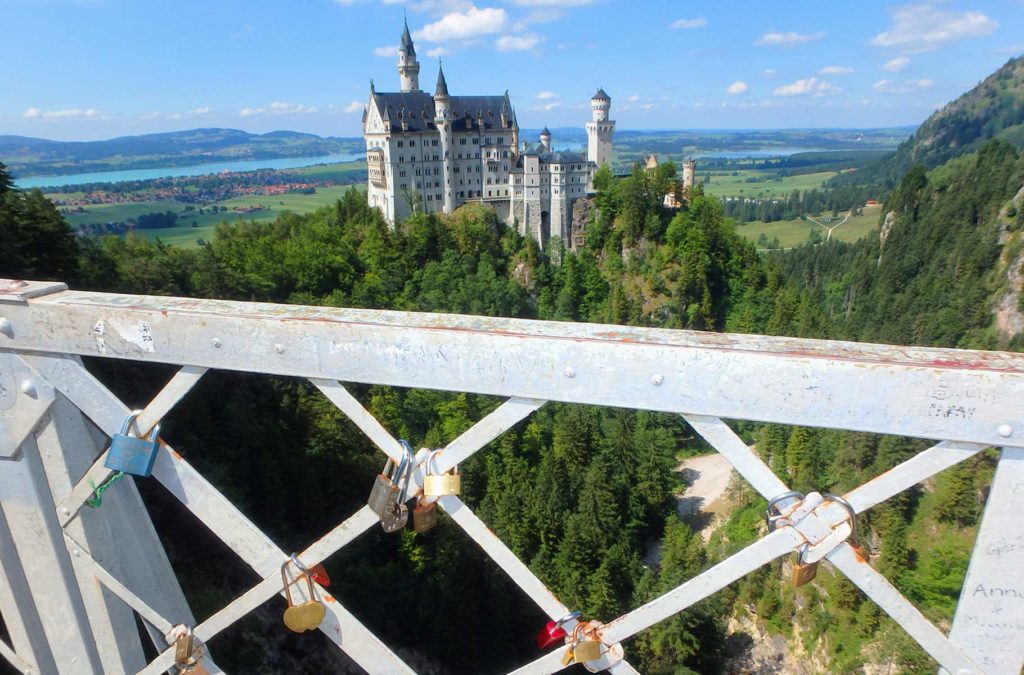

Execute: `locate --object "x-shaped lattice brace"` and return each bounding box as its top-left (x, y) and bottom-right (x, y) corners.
top-left (11, 352), bottom-right (1021, 675)
top-left (21, 355), bottom-right (642, 674)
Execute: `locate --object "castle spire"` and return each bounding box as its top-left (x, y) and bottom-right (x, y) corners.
top-left (397, 17), bottom-right (420, 92)
top-left (435, 61), bottom-right (450, 99)
top-left (401, 15), bottom-right (415, 55)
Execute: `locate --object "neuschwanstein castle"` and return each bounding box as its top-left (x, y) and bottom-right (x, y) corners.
top-left (362, 20), bottom-right (613, 245)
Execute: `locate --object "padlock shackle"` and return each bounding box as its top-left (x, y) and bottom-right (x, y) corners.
top-left (119, 409), bottom-right (144, 436)
top-left (281, 560), bottom-right (317, 607)
top-left (824, 493), bottom-right (859, 546)
top-left (396, 439), bottom-right (415, 502)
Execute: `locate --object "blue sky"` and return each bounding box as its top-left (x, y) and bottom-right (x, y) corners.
top-left (1, 0), bottom-right (1022, 141)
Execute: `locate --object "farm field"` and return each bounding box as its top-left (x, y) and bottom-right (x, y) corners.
top-left (735, 203), bottom-right (884, 249)
top-left (67, 183), bottom-right (366, 248)
top-left (701, 170), bottom-right (840, 199)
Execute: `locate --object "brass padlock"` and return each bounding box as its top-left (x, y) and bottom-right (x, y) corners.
top-left (569, 624), bottom-right (603, 663)
top-left (412, 498), bottom-right (438, 533)
top-left (423, 450), bottom-right (461, 497)
top-left (281, 562), bottom-right (326, 633)
top-left (791, 543), bottom-right (818, 587)
top-left (172, 625), bottom-right (208, 674)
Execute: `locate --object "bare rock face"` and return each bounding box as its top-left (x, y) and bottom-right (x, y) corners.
top-left (570, 197), bottom-right (598, 249)
top-left (995, 185), bottom-right (1024, 340)
top-left (878, 210), bottom-right (896, 266)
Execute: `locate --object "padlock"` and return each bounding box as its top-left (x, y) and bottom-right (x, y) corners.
top-left (423, 450), bottom-right (461, 497)
top-left (826, 493), bottom-right (869, 562)
top-left (412, 498), bottom-right (438, 533)
top-left (569, 624), bottom-right (603, 663)
top-left (104, 410), bottom-right (161, 477)
top-left (367, 441), bottom-right (414, 531)
top-left (536, 610), bottom-right (580, 649)
top-left (173, 625), bottom-right (194, 664)
top-left (281, 562), bottom-right (326, 633)
top-left (172, 625), bottom-right (208, 674)
top-left (791, 543), bottom-right (818, 587)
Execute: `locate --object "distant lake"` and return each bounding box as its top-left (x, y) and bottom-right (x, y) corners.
top-left (14, 153), bottom-right (363, 189)
top-left (692, 147), bottom-right (827, 159)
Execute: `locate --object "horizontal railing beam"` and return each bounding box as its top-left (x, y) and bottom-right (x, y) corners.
top-left (2, 286), bottom-right (1023, 446)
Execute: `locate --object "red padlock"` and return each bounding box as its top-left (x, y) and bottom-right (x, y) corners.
top-left (536, 611), bottom-right (581, 649)
top-left (309, 563), bottom-right (331, 588)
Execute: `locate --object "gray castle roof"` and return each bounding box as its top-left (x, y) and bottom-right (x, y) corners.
top-left (435, 64), bottom-right (450, 98)
top-left (592, 87), bottom-right (610, 101)
top-left (400, 19), bottom-right (415, 55)
top-left (370, 90), bottom-right (516, 133)
top-left (518, 142), bottom-right (587, 164)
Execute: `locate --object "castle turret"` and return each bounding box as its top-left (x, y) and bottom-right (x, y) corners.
top-left (398, 18), bottom-right (420, 92)
top-left (539, 126), bottom-right (551, 151)
top-left (434, 63), bottom-right (455, 213)
top-left (586, 87), bottom-right (614, 169)
top-left (682, 159), bottom-right (696, 194)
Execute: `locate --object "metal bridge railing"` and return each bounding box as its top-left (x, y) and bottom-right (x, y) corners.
top-left (0, 278), bottom-right (1022, 674)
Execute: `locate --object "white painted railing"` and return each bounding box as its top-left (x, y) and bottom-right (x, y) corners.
top-left (0, 278), bottom-right (1021, 674)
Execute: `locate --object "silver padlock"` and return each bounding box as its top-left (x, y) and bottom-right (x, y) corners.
top-left (367, 440), bottom-right (414, 532)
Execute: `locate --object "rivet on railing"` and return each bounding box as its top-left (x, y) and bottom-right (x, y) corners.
top-left (211, 338), bottom-right (222, 348)
top-left (651, 374), bottom-right (664, 386)
top-left (998, 424), bottom-right (1013, 438)
top-left (0, 317), bottom-right (12, 338)
top-left (274, 344), bottom-right (285, 354)
top-left (20, 379), bottom-right (37, 398)
top-left (563, 366), bottom-right (576, 379)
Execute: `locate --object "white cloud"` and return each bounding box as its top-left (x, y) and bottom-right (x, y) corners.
top-left (756, 31), bottom-right (826, 46)
top-left (727, 81), bottom-right (749, 95)
top-left (23, 107), bottom-right (102, 120)
top-left (496, 32), bottom-right (540, 51)
top-left (626, 93), bottom-right (641, 102)
top-left (762, 68), bottom-right (778, 78)
top-left (670, 17), bottom-right (707, 30)
top-left (415, 6), bottom-right (508, 42)
top-left (773, 76), bottom-right (841, 96)
top-left (820, 65), bottom-right (854, 75)
top-left (873, 78), bottom-right (935, 94)
top-left (240, 102), bottom-right (320, 117)
top-left (426, 46), bottom-right (448, 57)
top-left (373, 45), bottom-right (399, 58)
top-left (529, 101), bottom-right (561, 112)
top-left (536, 91), bottom-right (560, 100)
top-left (884, 56), bottom-right (911, 72)
top-left (871, 4), bottom-right (997, 53)
top-left (343, 101), bottom-right (363, 113)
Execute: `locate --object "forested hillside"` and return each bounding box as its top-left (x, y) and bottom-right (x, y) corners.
top-left (831, 55), bottom-right (1024, 189)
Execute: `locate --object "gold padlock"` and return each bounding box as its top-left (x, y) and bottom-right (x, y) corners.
top-left (423, 450), bottom-right (461, 497)
top-left (412, 498), bottom-right (438, 533)
top-left (281, 562), bottom-right (326, 633)
top-left (791, 543), bottom-right (818, 587)
top-left (569, 624), bottom-right (604, 663)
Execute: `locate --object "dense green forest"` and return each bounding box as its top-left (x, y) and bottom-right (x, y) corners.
top-left (2, 115), bottom-right (1023, 673)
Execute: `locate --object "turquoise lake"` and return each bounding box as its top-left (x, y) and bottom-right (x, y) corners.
top-left (14, 153), bottom-right (363, 190)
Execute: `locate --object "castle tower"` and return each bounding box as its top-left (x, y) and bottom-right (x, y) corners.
top-left (586, 88), bottom-right (614, 169)
top-left (397, 18), bottom-right (420, 92)
top-left (539, 126), bottom-right (551, 151)
top-left (434, 63), bottom-right (455, 213)
top-left (682, 159), bottom-right (696, 194)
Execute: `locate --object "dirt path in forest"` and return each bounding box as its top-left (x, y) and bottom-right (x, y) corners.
top-left (676, 453), bottom-right (737, 542)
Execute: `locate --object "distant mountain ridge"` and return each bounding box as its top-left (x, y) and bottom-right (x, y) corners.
top-left (0, 128), bottom-right (364, 178)
top-left (832, 55), bottom-right (1024, 188)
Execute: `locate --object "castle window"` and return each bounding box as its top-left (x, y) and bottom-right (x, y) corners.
top-left (399, 170), bottom-right (407, 177)
top-left (415, 181), bottom-right (421, 188)
top-left (397, 140), bottom-right (404, 148)
top-left (498, 137), bottom-right (504, 144)
top-left (488, 190), bottom-right (492, 197)
top-left (432, 140), bottom-right (439, 146)
top-left (399, 155), bottom-right (404, 163)
top-left (410, 140), bottom-right (416, 147)
top-left (415, 168), bottom-right (421, 176)
top-left (503, 151), bottom-right (509, 158)
top-left (459, 138), bottom-right (467, 145)
top-left (485, 137), bottom-right (492, 145)
top-left (435, 181), bottom-right (440, 188)
top-left (472, 138), bottom-right (479, 144)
